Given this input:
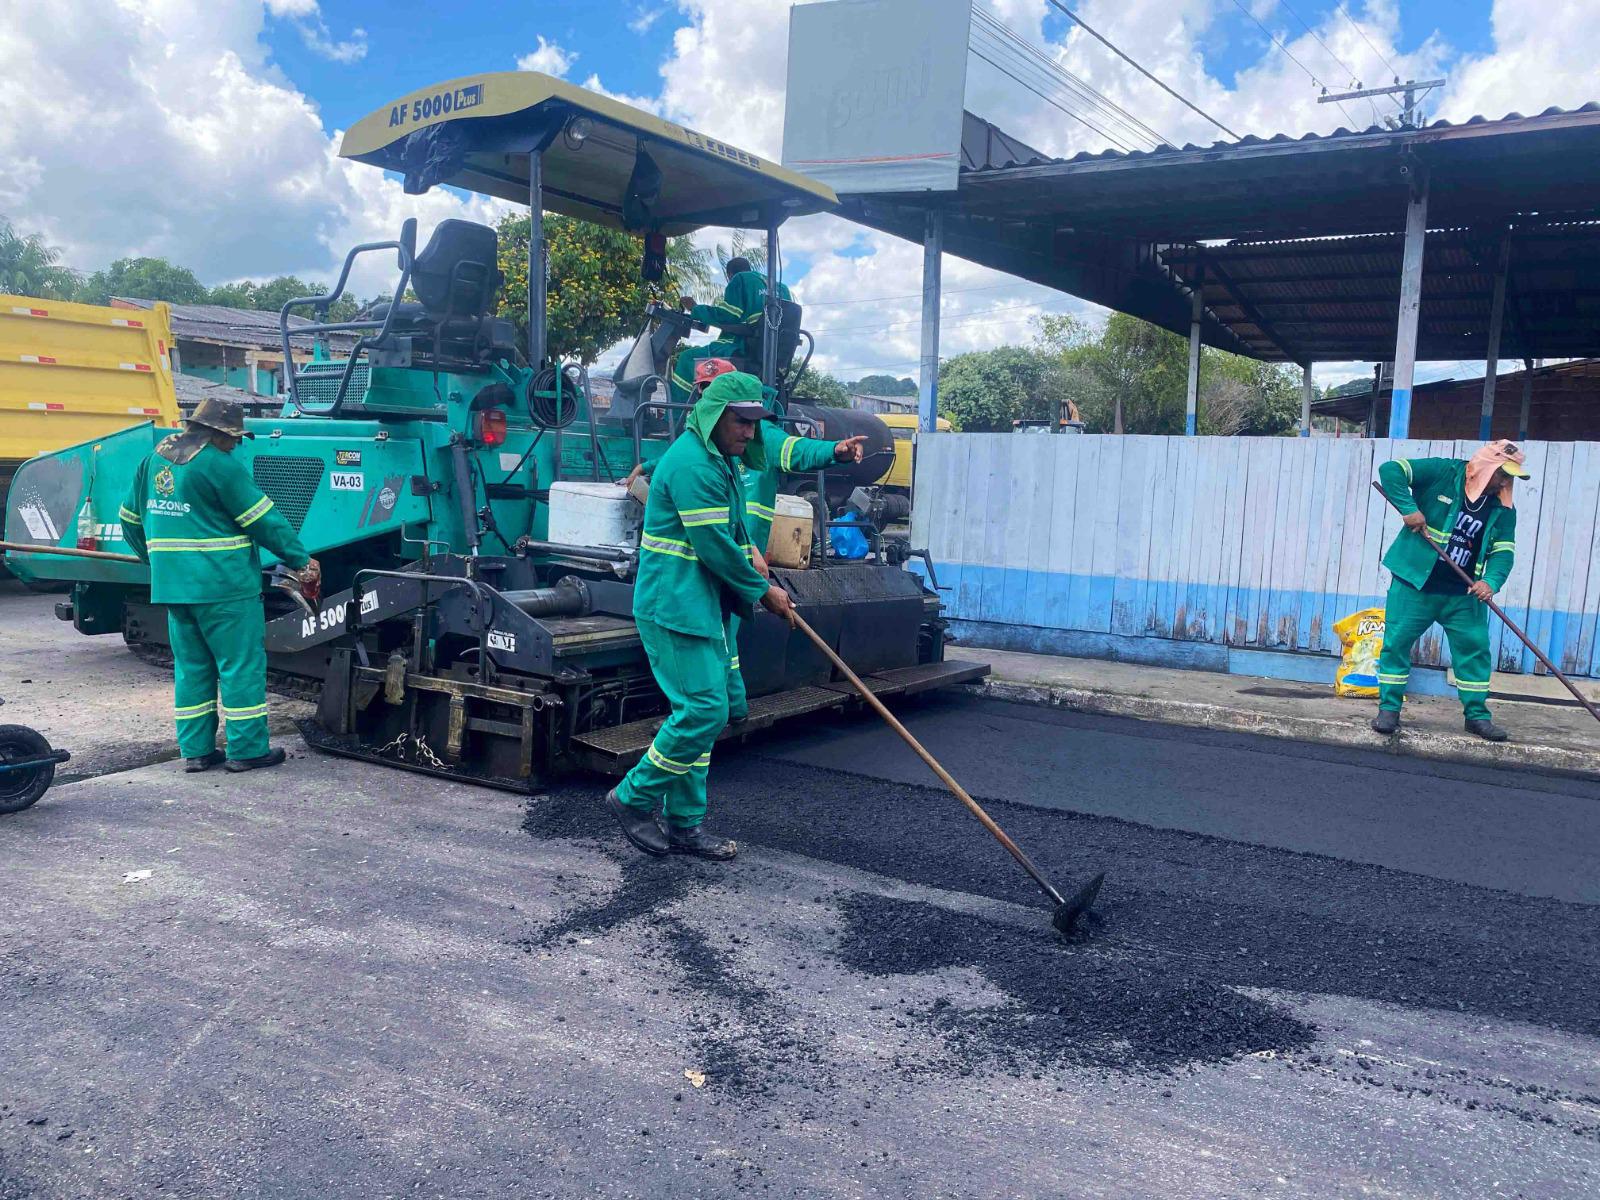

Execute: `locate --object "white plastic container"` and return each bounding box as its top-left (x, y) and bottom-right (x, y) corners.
top-left (766, 493), bottom-right (814, 569)
top-left (546, 481), bottom-right (641, 549)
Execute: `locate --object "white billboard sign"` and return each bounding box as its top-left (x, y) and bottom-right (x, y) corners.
top-left (782, 0), bottom-right (973, 194)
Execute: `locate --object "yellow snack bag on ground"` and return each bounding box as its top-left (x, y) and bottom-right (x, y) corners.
top-left (1333, 607), bottom-right (1385, 697)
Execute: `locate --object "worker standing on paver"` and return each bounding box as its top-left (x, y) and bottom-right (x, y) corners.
top-left (607, 372), bottom-right (796, 860)
top-left (1372, 440), bottom-right (1527, 742)
top-left (118, 398), bottom-right (320, 772)
top-left (669, 256), bottom-right (791, 404)
top-left (623, 357), bottom-right (864, 721)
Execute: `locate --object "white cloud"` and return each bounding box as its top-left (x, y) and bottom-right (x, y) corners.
top-left (0, 0), bottom-right (492, 298)
top-left (517, 36), bottom-right (577, 78)
top-left (628, 8), bottom-right (664, 34)
top-left (264, 0), bottom-right (368, 63)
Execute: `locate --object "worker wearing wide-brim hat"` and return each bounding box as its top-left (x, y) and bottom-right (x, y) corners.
top-left (607, 371), bottom-right (797, 860)
top-left (1372, 439), bottom-right (1528, 742)
top-left (119, 397), bottom-right (320, 772)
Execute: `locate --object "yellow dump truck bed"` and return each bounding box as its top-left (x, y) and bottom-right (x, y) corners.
top-left (878, 412), bottom-right (950, 491)
top-left (0, 295), bottom-right (180, 466)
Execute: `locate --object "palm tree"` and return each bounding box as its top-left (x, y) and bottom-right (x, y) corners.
top-left (0, 218), bottom-right (79, 299)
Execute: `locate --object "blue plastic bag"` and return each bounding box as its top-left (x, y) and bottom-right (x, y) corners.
top-left (830, 512), bottom-right (869, 560)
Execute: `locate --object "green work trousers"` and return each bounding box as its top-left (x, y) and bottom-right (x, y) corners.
top-left (168, 598), bottom-right (272, 761)
top-left (725, 613), bottom-right (748, 722)
top-left (616, 615), bottom-right (736, 827)
top-left (1376, 579), bottom-right (1493, 721)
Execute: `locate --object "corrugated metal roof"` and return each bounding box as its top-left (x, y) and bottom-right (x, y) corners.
top-left (115, 297), bottom-right (359, 352)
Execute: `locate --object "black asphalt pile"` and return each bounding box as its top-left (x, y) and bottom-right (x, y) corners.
top-left (835, 892), bottom-right (1315, 1075)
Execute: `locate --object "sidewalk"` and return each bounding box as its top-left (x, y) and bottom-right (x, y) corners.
top-left (960, 646), bottom-right (1600, 779)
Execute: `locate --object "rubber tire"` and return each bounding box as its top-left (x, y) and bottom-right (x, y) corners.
top-left (0, 724), bottom-right (55, 815)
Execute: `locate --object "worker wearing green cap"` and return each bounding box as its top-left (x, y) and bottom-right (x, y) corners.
top-left (119, 397), bottom-right (319, 773)
top-left (607, 370), bottom-right (797, 860)
top-left (1371, 439), bottom-right (1527, 742)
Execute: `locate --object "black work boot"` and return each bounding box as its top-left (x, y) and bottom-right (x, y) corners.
top-left (184, 749), bottom-right (225, 773)
top-left (1370, 710), bottom-right (1400, 735)
top-left (666, 822), bottom-right (737, 861)
top-left (606, 789), bottom-right (669, 856)
top-left (225, 747), bottom-right (287, 773)
top-left (1465, 718), bottom-right (1510, 743)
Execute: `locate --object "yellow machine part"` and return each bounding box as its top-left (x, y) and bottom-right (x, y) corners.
top-left (0, 295), bottom-right (180, 464)
top-left (878, 412), bottom-right (951, 491)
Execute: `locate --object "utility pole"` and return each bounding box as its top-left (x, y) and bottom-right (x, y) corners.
top-left (1319, 78), bottom-right (1446, 129)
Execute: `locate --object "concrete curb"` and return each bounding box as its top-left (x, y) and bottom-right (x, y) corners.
top-left (972, 677), bottom-right (1600, 780)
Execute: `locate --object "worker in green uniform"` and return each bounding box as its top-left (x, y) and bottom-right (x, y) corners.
top-left (669, 256), bottom-right (792, 404)
top-left (119, 398), bottom-right (319, 772)
top-left (1371, 440), bottom-right (1527, 741)
top-left (606, 371), bottom-right (796, 861)
top-left (622, 357), bottom-right (865, 720)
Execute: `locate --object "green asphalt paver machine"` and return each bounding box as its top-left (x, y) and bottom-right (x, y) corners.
top-left (1, 71), bottom-right (987, 792)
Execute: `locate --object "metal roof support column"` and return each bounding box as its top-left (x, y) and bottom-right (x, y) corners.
top-left (1518, 358), bottom-right (1534, 441)
top-left (1184, 285), bottom-right (1202, 436)
top-left (1389, 170), bottom-right (1429, 438)
top-left (1300, 364), bottom-right (1315, 437)
top-left (1479, 230), bottom-right (1511, 441)
top-left (762, 215), bottom-right (780, 388)
top-left (918, 210), bottom-right (943, 434)
top-left (528, 149), bottom-right (547, 370)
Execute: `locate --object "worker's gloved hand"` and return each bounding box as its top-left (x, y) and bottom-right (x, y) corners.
top-left (298, 558), bottom-right (322, 602)
top-left (1469, 580), bottom-right (1494, 602)
top-left (834, 435), bottom-right (868, 464)
top-left (1402, 510), bottom-right (1427, 532)
top-left (760, 584), bottom-right (795, 627)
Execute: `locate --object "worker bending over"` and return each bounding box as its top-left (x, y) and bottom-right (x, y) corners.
top-left (1372, 440), bottom-right (1526, 742)
top-left (119, 398), bottom-right (320, 772)
top-left (607, 371), bottom-right (796, 860)
top-left (624, 357), bottom-right (864, 720)
top-left (669, 256), bottom-right (790, 404)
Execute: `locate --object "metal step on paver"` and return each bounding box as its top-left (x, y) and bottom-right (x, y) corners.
top-left (570, 659), bottom-right (989, 774)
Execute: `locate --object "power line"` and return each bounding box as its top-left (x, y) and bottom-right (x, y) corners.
top-left (1226, 0), bottom-right (1359, 126)
top-left (1278, 0), bottom-right (1362, 86)
top-left (1336, 2), bottom-right (1401, 83)
top-left (970, 40), bottom-right (1133, 153)
top-left (1044, 0), bottom-right (1240, 141)
top-left (810, 298), bottom-right (1074, 336)
top-left (971, 20), bottom-right (1150, 150)
top-left (970, 9), bottom-right (1172, 149)
top-left (803, 282), bottom-right (1031, 308)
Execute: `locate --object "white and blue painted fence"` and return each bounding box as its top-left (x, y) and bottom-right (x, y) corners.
top-left (910, 435), bottom-right (1600, 684)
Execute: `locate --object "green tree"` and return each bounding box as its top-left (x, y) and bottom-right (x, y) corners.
top-left (76, 257), bottom-right (208, 306)
top-left (496, 212), bottom-right (702, 364)
top-left (937, 345), bottom-right (1069, 432)
top-left (1055, 313), bottom-right (1188, 434)
top-left (848, 373), bottom-right (917, 396)
top-left (790, 365), bottom-right (849, 407)
top-left (207, 276), bottom-right (360, 322)
top-left (0, 218), bottom-right (79, 299)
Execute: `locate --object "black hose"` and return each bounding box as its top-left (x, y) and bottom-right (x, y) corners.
top-left (529, 365), bottom-right (581, 429)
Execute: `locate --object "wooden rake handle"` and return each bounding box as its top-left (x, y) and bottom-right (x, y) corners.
top-left (0, 539), bottom-right (141, 564)
top-left (788, 608), bottom-right (1069, 908)
top-left (1369, 482), bottom-right (1600, 726)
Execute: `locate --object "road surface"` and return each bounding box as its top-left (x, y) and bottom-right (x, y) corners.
top-left (3, 583), bottom-right (1597, 1198)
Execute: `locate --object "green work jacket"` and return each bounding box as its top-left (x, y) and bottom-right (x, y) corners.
top-left (738, 422), bottom-right (838, 551)
top-left (119, 443), bottom-right (310, 605)
top-left (689, 271), bottom-right (792, 354)
top-left (1377, 456), bottom-right (1517, 592)
top-left (634, 398), bottom-right (771, 639)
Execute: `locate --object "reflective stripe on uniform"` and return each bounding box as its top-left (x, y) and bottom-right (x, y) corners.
top-left (174, 699), bottom-right (217, 720)
top-left (641, 534), bottom-right (698, 561)
top-left (148, 536), bottom-right (252, 553)
top-left (221, 702), bottom-right (269, 721)
top-left (234, 496), bottom-right (274, 527)
top-left (679, 505), bottom-right (730, 528)
top-left (1376, 673), bottom-right (1410, 685)
top-left (728, 655), bottom-right (741, 670)
top-left (1425, 526), bottom-right (1448, 542)
top-left (715, 299), bottom-right (743, 319)
top-left (746, 501), bottom-right (775, 521)
top-left (1454, 680), bottom-right (1492, 692)
top-left (1398, 459), bottom-right (1413, 481)
top-left (780, 436), bottom-right (801, 471)
top-left (1490, 541), bottom-right (1515, 554)
top-left (118, 505), bottom-right (142, 525)
top-left (646, 742), bottom-right (694, 774)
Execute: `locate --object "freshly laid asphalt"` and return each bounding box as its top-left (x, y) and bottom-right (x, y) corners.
top-left (3, 583), bottom-right (1598, 1199)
